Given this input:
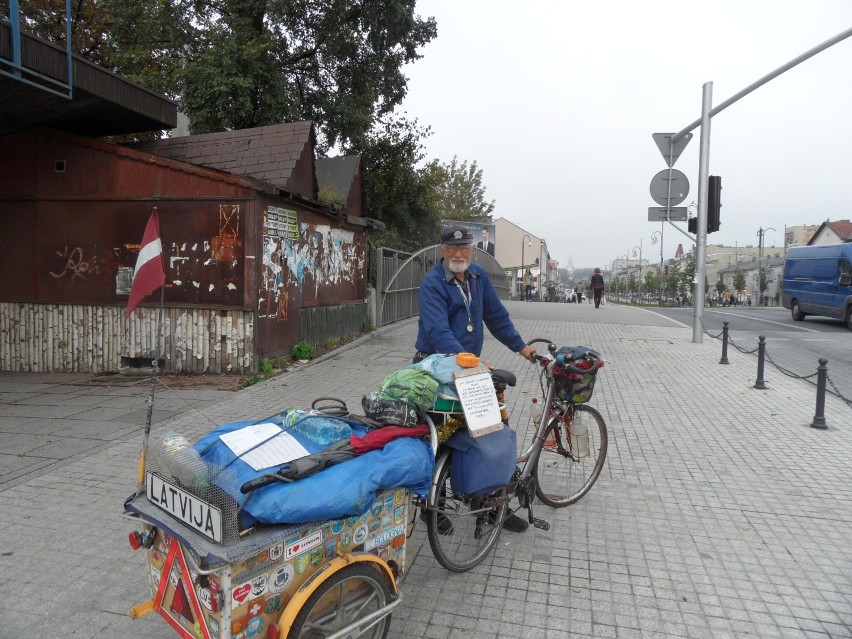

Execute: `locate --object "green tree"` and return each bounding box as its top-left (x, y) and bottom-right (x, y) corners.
top-left (681, 253), bottom-right (696, 296)
top-left (18, 0), bottom-right (437, 152)
top-left (644, 270), bottom-right (660, 301)
top-left (179, 0), bottom-right (437, 150)
top-left (18, 0), bottom-right (192, 99)
top-left (350, 115), bottom-right (440, 251)
top-left (666, 262), bottom-right (681, 299)
top-left (427, 156), bottom-right (495, 222)
top-left (715, 275), bottom-right (726, 299)
top-left (733, 270), bottom-right (747, 292)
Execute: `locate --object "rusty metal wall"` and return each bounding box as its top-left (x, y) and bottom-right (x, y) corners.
top-left (0, 302), bottom-right (255, 373)
top-left (256, 202), bottom-right (367, 359)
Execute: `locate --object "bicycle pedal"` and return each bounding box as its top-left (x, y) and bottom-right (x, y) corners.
top-left (532, 518), bottom-right (550, 531)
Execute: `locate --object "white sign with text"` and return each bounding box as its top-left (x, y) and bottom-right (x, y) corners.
top-left (453, 367), bottom-right (503, 437)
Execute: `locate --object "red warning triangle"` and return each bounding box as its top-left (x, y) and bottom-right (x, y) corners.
top-left (153, 539), bottom-right (211, 639)
top-left (170, 577), bottom-right (195, 624)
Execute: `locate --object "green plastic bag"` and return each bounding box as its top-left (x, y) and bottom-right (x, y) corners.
top-left (379, 368), bottom-right (438, 413)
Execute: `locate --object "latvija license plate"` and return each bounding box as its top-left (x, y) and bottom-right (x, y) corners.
top-left (146, 472), bottom-right (223, 543)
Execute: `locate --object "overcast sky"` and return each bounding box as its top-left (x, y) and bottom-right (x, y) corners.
top-left (400, 0), bottom-right (852, 270)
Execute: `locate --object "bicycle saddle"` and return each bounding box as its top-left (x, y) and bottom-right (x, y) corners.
top-left (490, 369), bottom-right (516, 387)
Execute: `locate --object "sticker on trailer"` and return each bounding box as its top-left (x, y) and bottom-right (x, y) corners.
top-left (268, 542), bottom-right (283, 562)
top-left (284, 530), bottom-right (323, 560)
top-left (246, 597), bottom-right (264, 617)
top-left (365, 523), bottom-right (406, 551)
top-left (265, 594), bottom-right (281, 614)
top-left (268, 564), bottom-right (294, 594)
top-left (146, 472), bottom-right (223, 543)
top-left (197, 586), bottom-right (215, 611)
top-left (232, 582), bottom-right (252, 605)
top-left (246, 616), bottom-right (264, 638)
top-left (250, 574), bottom-right (268, 597)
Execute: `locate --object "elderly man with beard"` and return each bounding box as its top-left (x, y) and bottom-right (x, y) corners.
top-left (414, 226), bottom-right (537, 366)
top-left (413, 225), bottom-right (536, 534)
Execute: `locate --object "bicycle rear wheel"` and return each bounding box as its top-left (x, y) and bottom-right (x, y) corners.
top-left (425, 451), bottom-right (506, 573)
top-left (534, 404), bottom-right (607, 507)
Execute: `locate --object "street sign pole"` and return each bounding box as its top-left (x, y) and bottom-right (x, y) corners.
top-left (692, 82), bottom-right (712, 344)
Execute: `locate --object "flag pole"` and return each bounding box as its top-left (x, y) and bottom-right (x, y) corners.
top-left (133, 206), bottom-right (166, 493)
top-left (136, 284), bottom-right (165, 492)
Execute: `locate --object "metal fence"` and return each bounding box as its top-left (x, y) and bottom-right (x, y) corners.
top-left (299, 302), bottom-right (368, 347)
top-left (376, 246), bottom-right (510, 327)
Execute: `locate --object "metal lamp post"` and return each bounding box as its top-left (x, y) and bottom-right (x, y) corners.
top-left (521, 234), bottom-right (531, 299)
top-left (632, 241), bottom-right (643, 303)
top-left (619, 253), bottom-right (629, 303)
top-left (651, 231), bottom-right (663, 304)
top-left (756, 227), bottom-right (775, 306)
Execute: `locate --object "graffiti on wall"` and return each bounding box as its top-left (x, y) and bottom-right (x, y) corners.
top-left (49, 245), bottom-right (118, 283)
top-left (259, 207), bottom-right (363, 320)
top-left (43, 203), bottom-right (243, 302)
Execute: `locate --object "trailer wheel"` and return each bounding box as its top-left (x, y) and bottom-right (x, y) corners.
top-left (286, 563), bottom-right (393, 639)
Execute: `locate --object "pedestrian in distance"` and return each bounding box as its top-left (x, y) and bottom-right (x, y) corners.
top-left (524, 268), bottom-right (533, 302)
top-left (414, 225), bottom-right (537, 533)
top-left (590, 268), bottom-right (605, 308)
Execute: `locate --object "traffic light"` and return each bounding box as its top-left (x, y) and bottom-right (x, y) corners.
top-left (686, 175), bottom-right (722, 234)
top-left (707, 175), bottom-right (721, 233)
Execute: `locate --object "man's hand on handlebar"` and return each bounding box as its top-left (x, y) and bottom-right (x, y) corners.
top-left (519, 345), bottom-right (537, 362)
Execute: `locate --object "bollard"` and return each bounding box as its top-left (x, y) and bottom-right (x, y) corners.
top-left (754, 335), bottom-right (767, 389)
top-left (810, 358), bottom-right (829, 429)
top-left (719, 321), bottom-right (730, 365)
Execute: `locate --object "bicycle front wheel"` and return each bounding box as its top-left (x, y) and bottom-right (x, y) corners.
top-left (534, 404), bottom-right (608, 507)
top-left (425, 452), bottom-right (506, 573)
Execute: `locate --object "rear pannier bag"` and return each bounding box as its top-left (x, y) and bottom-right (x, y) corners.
top-left (445, 426), bottom-right (516, 496)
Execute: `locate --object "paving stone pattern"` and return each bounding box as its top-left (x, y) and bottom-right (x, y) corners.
top-left (0, 304), bottom-right (850, 639)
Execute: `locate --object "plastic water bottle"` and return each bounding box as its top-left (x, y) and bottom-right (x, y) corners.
top-left (160, 432), bottom-right (209, 490)
top-left (288, 413), bottom-right (352, 446)
top-left (530, 397), bottom-right (543, 425)
top-left (570, 413), bottom-right (590, 459)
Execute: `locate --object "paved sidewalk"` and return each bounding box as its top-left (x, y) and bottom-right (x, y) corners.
top-left (0, 303), bottom-right (850, 639)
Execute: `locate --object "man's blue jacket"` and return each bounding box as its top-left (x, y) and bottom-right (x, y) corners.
top-left (415, 260), bottom-right (526, 357)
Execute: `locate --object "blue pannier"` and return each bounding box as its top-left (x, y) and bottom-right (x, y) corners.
top-left (445, 426), bottom-right (516, 496)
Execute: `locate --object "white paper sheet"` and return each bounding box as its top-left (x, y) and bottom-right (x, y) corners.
top-left (219, 422), bottom-right (310, 471)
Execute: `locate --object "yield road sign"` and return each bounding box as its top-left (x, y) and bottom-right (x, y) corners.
top-left (652, 132), bottom-right (693, 167)
top-left (648, 207), bottom-right (688, 222)
top-left (649, 169), bottom-right (689, 207)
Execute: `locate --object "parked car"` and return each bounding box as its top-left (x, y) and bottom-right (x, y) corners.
top-left (782, 243), bottom-right (852, 329)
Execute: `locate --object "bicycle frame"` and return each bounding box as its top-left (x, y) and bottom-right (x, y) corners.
top-left (516, 360), bottom-right (559, 469)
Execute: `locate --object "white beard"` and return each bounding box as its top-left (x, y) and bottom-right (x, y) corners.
top-left (447, 258), bottom-right (470, 274)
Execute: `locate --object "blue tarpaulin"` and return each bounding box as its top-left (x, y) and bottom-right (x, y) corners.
top-left (194, 418), bottom-right (434, 527)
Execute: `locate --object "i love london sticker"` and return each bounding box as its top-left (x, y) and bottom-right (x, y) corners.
top-left (284, 530), bottom-right (323, 561)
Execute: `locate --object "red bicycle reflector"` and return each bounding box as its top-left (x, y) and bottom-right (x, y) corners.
top-left (266, 624), bottom-right (280, 639)
top-left (128, 531), bottom-right (144, 550)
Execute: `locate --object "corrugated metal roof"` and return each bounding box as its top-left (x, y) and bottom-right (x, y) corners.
top-left (0, 22), bottom-right (176, 137)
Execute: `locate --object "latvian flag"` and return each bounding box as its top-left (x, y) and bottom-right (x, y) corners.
top-left (125, 208), bottom-right (166, 319)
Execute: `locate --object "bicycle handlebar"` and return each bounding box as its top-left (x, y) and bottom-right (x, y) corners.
top-left (527, 338), bottom-right (604, 375)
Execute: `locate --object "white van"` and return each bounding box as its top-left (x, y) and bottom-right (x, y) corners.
top-left (782, 243), bottom-right (852, 330)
